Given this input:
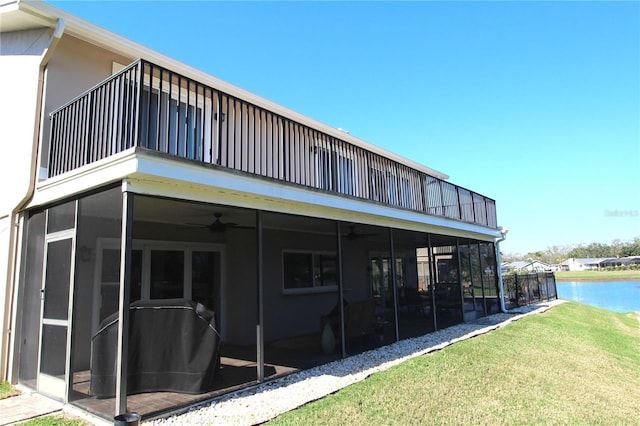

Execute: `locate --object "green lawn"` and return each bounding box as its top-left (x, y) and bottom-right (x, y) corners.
top-left (1, 383), bottom-right (86, 425)
top-left (555, 270), bottom-right (640, 281)
top-left (268, 302), bottom-right (640, 425)
top-left (19, 416), bottom-right (86, 426)
top-left (0, 381), bottom-right (19, 399)
top-left (4, 304), bottom-right (639, 425)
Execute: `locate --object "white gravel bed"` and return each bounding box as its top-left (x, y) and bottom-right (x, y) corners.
top-left (150, 300), bottom-right (564, 426)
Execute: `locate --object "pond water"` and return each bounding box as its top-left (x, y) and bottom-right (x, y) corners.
top-left (556, 280), bottom-right (640, 313)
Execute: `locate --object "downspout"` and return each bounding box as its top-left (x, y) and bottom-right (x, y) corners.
top-left (495, 227), bottom-right (509, 313)
top-left (2, 17), bottom-right (65, 382)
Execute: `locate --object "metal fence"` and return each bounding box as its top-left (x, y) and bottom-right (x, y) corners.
top-left (502, 272), bottom-right (557, 309)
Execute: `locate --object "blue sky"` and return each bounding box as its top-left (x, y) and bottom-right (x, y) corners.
top-left (49, 1), bottom-right (639, 255)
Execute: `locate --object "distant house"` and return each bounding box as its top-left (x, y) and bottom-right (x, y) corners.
top-left (559, 258), bottom-right (616, 271)
top-left (502, 260), bottom-right (553, 273)
top-left (599, 256), bottom-right (640, 268)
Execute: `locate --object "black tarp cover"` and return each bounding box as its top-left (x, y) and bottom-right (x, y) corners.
top-left (90, 298), bottom-right (220, 397)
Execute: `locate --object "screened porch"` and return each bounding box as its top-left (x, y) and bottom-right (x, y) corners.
top-left (16, 184), bottom-right (501, 420)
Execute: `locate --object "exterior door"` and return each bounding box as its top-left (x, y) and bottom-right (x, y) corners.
top-left (38, 233), bottom-right (75, 400)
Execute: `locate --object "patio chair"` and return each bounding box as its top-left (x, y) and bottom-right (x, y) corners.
top-left (344, 299), bottom-right (376, 342)
top-left (321, 299), bottom-right (376, 353)
top-left (404, 287), bottom-right (430, 316)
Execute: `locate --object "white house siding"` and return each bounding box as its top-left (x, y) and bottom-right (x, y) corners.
top-left (0, 28), bottom-right (50, 214)
top-left (0, 27), bottom-right (51, 380)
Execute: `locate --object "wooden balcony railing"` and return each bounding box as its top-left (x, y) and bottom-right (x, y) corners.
top-left (49, 59), bottom-right (498, 228)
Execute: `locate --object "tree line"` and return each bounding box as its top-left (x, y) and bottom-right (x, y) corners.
top-left (503, 237), bottom-right (640, 264)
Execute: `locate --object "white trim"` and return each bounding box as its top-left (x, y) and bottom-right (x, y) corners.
top-left (30, 148), bottom-right (138, 206)
top-left (26, 151), bottom-right (500, 242)
top-left (38, 224), bottom-right (76, 403)
top-left (37, 373), bottom-right (65, 401)
top-left (282, 250), bottom-right (338, 295)
top-left (92, 237), bottom-right (227, 338)
top-left (41, 318), bottom-right (67, 327)
top-left (111, 61), bottom-right (125, 74)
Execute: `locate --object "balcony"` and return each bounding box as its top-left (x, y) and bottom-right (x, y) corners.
top-left (48, 59), bottom-right (497, 228)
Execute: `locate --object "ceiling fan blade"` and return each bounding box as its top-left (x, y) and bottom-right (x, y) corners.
top-left (343, 225), bottom-right (379, 240)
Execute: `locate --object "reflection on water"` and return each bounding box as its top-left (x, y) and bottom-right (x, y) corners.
top-left (556, 280), bottom-right (640, 313)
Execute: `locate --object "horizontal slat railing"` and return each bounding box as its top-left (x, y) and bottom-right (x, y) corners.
top-left (49, 59), bottom-right (498, 229)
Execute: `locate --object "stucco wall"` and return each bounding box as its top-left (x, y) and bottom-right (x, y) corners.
top-left (223, 230), bottom-right (258, 346)
top-left (40, 34), bottom-right (133, 172)
top-left (0, 28), bottom-right (50, 215)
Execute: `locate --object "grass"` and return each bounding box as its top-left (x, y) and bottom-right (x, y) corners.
top-left (2, 383), bottom-right (86, 425)
top-left (555, 270), bottom-right (640, 281)
top-left (19, 415), bottom-right (87, 426)
top-left (0, 381), bottom-right (20, 399)
top-left (268, 302), bottom-right (640, 425)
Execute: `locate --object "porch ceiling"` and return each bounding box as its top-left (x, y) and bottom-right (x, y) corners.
top-left (78, 194), bottom-right (460, 246)
top-left (133, 196), bottom-right (384, 241)
top-left (132, 197), bottom-right (467, 247)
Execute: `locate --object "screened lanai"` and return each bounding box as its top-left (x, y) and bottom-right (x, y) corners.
top-left (16, 184), bottom-right (501, 420)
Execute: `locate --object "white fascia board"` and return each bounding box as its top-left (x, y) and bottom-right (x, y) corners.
top-left (0, 1), bottom-right (19, 16)
top-left (127, 173), bottom-right (499, 242)
top-left (16, 1), bottom-right (449, 181)
top-left (27, 148), bottom-right (138, 207)
top-left (128, 153), bottom-right (497, 241)
top-left (26, 149), bottom-right (496, 240)
top-left (0, 1), bottom-right (56, 32)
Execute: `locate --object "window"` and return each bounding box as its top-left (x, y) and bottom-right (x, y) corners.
top-left (384, 172), bottom-right (412, 208)
top-left (317, 149), bottom-right (332, 191)
top-left (316, 147), bottom-right (356, 196)
top-left (370, 255), bottom-right (408, 310)
top-left (337, 155), bottom-right (354, 195)
top-left (398, 176), bottom-right (412, 208)
top-left (93, 239), bottom-right (223, 332)
top-left (388, 175), bottom-right (398, 205)
top-left (283, 251), bottom-right (337, 293)
top-left (140, 89), bottom-right (204, 160)
top-left (150, 250), bottom-right (184, 299)
top-left (370, 167), bottom-right (388, 203)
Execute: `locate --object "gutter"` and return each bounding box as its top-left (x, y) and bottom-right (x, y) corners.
top-left (495, 227), bottom-right (509, 313)
top-left (2, 13), bottom-right (65, 382)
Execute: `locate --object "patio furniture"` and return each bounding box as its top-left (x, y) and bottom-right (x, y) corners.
top-left (404, 287), bottom-right (431, 316)
top-left (90, 298), bottom-right (221, 397)
top-left (321, 299), bottom-right (376, 353)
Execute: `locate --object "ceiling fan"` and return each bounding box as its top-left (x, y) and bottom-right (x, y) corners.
top-left (187, 213), bottom-right (252, 233)
top-left (343, 225), bottom-right (378, 241)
